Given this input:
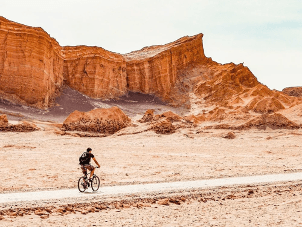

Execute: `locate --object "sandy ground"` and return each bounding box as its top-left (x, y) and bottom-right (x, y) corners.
top-left (1, 182), bottom-right (302, 226)
top-left (1, 125), bottom-right (302, 192)
top-left (1, 122), bottom-right (302, 226)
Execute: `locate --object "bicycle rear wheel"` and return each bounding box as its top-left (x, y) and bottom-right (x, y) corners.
top-left (91, 175), bottom-right (100, 191)
top-left (78, 177), bottom-right (87, 192)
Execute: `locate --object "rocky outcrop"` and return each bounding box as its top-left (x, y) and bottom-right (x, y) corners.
top-left (0, 114), bottom-right (8, 127)
top-left (0, 16), bottom-right (209, 108)
top-left (124, 34), bottom-right (208, 106)
top-left (62, 46), bottom-right (127, 99)
top-left (139, 109), bottom-right (155, 123)
top-left (1, 16), bottom-right (301, 118)
top-left (193, 63), bottom-right (300, 114)
top-left (150, 119), bottom-right (176, 134)
top-left (236, 113), bottom-right (300, 130)
top-left (0, 16), bottom-right (64, 108)
top-left (0, 115), bottom-right (38, 132)
top-left (62, 106), bottom-right (131, 134)
top-left (282, 87), bottom-right (302, 97)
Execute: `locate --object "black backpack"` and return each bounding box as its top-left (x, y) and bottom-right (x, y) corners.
top-left (79, 152), bottom-right (90, 164)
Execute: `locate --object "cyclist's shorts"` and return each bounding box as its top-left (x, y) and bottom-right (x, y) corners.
top-left (81, 164), bottom-right (95, 174)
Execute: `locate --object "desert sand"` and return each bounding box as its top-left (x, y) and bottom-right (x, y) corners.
top-left (1, 120), bottom-right (302, 226)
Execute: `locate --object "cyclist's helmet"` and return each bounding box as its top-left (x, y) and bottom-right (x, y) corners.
top-left (87, 147), bottom-right (92, 152)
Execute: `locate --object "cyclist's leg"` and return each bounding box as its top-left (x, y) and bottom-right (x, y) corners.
top-left (86, 165), bottom-right (95, 179)
top-left (81, 165), bottom-right (88, 176)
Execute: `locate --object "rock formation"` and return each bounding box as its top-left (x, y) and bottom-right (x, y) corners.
top-left (62, 106), bottom-right (131, 134)
top-left (124, 34), bottom-right (208, 106)
top-left (0, 114), bottom-right (38, 132)
top-left (282, 87), bottom-right (302, 97)
top-left (0, 16), bottom-right (301, 125)
top-left (150, 119), bottom-right (176, 134)
top-left (139, 109), bottom-right (155, 123)
top-left (62, 46), bottom-right (127, 99)
top-left (0, 114), bottom-right (8, 127)
top-left (0, 17), bottom-right (208, 108)
top-left (0, 16), bottom-right (64, 108)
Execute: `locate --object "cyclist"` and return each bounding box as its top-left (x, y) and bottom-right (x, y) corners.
top-left (79, 148), bottom-right (100, 182)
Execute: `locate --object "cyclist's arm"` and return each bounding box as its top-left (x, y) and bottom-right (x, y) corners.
top-left (92, 157), bottom-right (100, 168)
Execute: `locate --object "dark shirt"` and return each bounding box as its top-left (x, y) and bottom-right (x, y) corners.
top-left (82, 152), bottom-right (94, 165)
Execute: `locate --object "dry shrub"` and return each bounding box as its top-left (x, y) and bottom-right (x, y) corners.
top-left (62, 106), bottom-right (131, 134)
top-left (150, 119), bottom-right (176, 134)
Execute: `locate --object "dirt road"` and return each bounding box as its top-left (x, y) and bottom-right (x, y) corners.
top-left (1, 172), bottom-right (302, 205)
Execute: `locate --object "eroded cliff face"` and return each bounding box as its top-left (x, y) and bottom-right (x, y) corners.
top-left (123, 34), bottom-right (207, 106)
top-left (0, 16), bottom-right (64, 108)
top-left (63, 46), bottom-right (127, 99)
top-left (0, 16), bottom-right (300, 117)
top-left (0, 17), bottom-right (208, 108)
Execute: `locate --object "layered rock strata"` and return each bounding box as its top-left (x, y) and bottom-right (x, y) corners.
top-left (0, 17), bottom-right (210, 108)
top-left (62, 46), bottom-right (127, 99)
top-left (124, 34), bottom-right (207, 105)
top-left (0, 16), bottom-right (301, 118)
top-left (0, 17), bottom-right (64, 108)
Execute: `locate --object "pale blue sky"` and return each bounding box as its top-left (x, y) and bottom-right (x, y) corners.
top-left (1, 0), bottom-right (302, 90)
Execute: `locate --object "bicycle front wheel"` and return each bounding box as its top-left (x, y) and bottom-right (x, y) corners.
top-left (91, 175), bottom-right (100, 191)
top-left (78, 177), bottom-right (87, 192)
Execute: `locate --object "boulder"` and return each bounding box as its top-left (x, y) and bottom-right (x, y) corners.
top-left (223, 132), bottom-right (236, 139)
top-left (160, 111), bottom-right (182, 122)
top-left (139, 109), bottom-right (155, 123)
top-left (62, 106), bottom-right (131, 134)
top-left (0, 114), bottom-right (8, 127)
top-left (236, 113), bottom-right (300, 130)
top-left (150, 119), bottom-right (176, 134)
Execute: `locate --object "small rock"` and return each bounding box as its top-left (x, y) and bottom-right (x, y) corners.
top-left (40, 214), bottom-right (49, 219)
top-left (87, 207), bottom-right (96, 213)
top-left (157, 199), bottom-right (169, 206)
top-left (8, 212), bottom-right (18, 217)
top-left (65, 206), bottom-right (74, 212)
top-left (81, 210), bottom-right (88, 215)
top-left (180, 197), bottom-right (186, 202)
top-left (122, 204), bottom-right (131, 208)
top-left (169, 198), bottom-right (181, 205)
top-left (223, 132), bottom-right (236, 139)
top-left (35, 210), bottom-right (48, 216)
top-left (95, 204), bottom-right (107, 210)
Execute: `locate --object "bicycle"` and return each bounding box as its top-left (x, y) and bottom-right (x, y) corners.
top-left (78, 166), bottom-right (100, 192)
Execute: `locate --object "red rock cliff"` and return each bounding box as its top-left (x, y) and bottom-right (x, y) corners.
top-left (1, 16), bottom-right (300, 114)
top-left (124, 34), bottom-right (207, 105)
top-left (62, 46), bottom-right (127, 99)
top-left (0, 16), bottom-right (64, 108)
